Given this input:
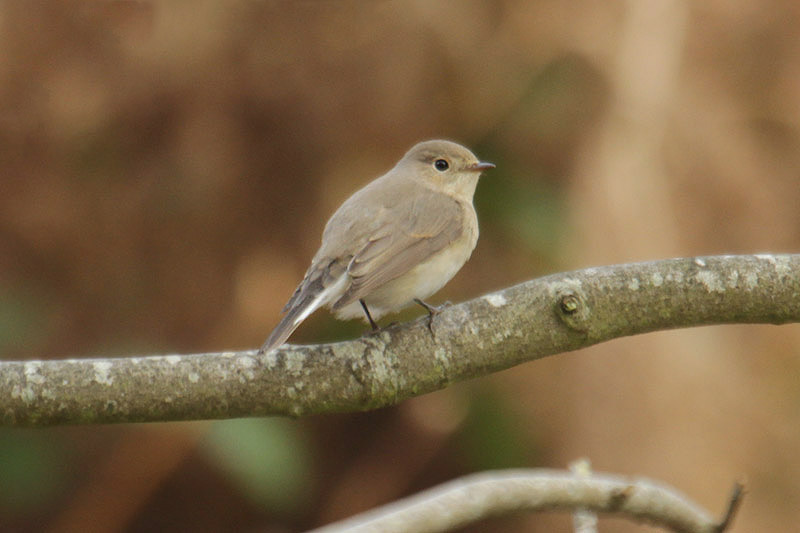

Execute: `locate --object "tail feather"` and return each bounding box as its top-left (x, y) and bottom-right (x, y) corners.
top-left (258, 271), bottom-right (349, 354)
top-left (259, 293), bottom-right (321, 354)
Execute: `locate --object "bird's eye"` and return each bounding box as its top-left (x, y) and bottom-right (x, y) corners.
top-left (434, 159), bottom-right (449, 172)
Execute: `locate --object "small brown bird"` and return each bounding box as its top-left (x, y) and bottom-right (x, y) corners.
top-left (259, 140), bottom-right (494, 353)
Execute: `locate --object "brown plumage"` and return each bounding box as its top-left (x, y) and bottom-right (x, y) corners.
top-left (259, 140), bottom-right (494, 354)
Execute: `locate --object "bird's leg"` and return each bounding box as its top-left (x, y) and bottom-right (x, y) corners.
top-left (360, 299), bottom-right (379, 331)
top-left (414, 298), bottom-right (452, 334)
top-left (414, 298), bottom-right (451, 316)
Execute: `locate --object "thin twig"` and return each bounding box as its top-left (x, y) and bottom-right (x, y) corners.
top-left (713, 480), bottom-right (746, 533)
top-left (307, 469), bottom-right (742, 533)
top-left (570, 458), bottom-right (598, 533)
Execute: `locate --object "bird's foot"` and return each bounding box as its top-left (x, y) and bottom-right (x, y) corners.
top-left (363, 321), bottom-right (399, 337)
top-left (414, 298), bottom-right (451, 334)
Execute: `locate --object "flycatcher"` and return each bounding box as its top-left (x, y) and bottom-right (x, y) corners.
top-left (260, 139), bottom-right (494, 354)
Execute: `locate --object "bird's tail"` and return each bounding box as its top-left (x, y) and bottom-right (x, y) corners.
top-left (258, 272), bottom-right (347, 354)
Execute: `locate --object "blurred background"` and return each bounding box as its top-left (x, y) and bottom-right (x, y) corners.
top-left (1, 1), bottom-right (799, 531)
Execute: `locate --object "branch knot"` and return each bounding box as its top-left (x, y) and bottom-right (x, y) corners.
top-left (552, 281), bottom-right (591, 333)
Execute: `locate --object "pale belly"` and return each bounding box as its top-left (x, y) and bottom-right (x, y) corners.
top-left (332, 232), bottom-right (477, 321)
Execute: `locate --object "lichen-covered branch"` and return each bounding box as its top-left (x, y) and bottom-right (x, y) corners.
top-left (1, 254), bottom-right (798, 426)
top-left (308, 469), bottom-right (744, 533)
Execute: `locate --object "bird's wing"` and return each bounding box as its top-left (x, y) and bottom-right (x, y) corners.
top-left (261, 176), bottom-right (467, 353)
top-left (271, 177), bottom-right (402, 324)
top-left (331, 189), bottom-right (465, 309)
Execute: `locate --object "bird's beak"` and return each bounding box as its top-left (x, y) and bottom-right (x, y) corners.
top-left (467, 161), bottom-right (495, 172)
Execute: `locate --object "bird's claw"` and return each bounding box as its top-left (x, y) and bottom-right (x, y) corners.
top-left (414, 298), bottom-right (451, 335)
top-left (363, 321), bottom-right (399, 337)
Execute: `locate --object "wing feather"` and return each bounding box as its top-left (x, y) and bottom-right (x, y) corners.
top-left (332, 191), bottom-right (464, 309)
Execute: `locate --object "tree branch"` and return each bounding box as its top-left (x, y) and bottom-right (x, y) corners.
top-left (570, 458), bottom-right (599, 533)
top-left (1, 254), bottom-right (798, 426)
top-left (307, 469), bottom-right (744, 533)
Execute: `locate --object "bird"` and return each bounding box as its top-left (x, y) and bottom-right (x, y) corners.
top-left (259, 139), bottom-right (494, 354)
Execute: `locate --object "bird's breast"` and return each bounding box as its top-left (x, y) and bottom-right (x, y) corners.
top-left (400, 230), bottom-right (476, 300)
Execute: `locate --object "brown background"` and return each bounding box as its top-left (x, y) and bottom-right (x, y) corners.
top-left (1, 1), bottom-right (799, 531)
